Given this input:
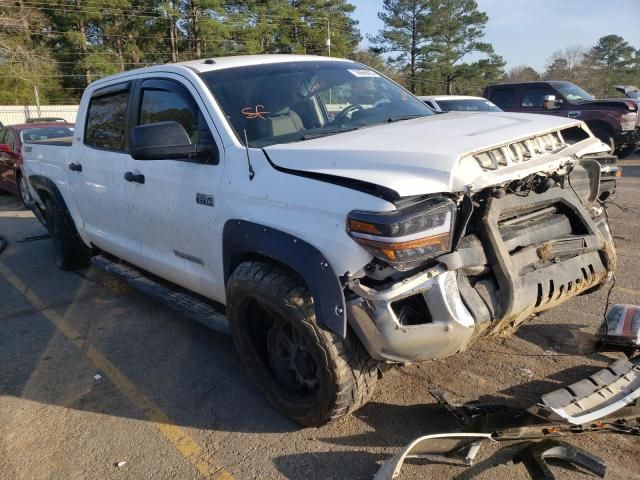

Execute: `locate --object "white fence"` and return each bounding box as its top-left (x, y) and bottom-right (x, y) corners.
top-left (0, 105), bottom-right (79, 125)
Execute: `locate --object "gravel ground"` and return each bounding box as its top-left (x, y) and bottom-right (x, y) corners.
top-left (1, 167), bottom-right (639, 480)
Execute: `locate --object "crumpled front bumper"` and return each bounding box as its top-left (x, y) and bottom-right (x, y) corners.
top-left (347, 267), bottom-right (476, 363)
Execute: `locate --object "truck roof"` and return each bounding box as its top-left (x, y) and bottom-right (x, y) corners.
top-left (486, 80), bottom-right (573, 87)
top-left (89, 54), bottom-right (352, 89)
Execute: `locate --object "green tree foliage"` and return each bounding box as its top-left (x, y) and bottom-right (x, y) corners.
top-left (505, 65), bottom-right (540, 82)
top-left (0, 0), bottom-right (62, 104)
top-left (1, 0), bottom-right (360, 103)
top-left (371, 0), bottom-right (504, 95)
top-left (369, 0), bottom-right (430, 93)
top-left (587, 34), bottom-right (637, 97)
top-left (422, 0), bottom-right (502, 94)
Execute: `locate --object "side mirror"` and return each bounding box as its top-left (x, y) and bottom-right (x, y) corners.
top-left (131, 121), bottom-right (217, 163)
top-left (543, 95), bottom-right (560, 110)
top-left (0, 144), bottom-right (12, 153)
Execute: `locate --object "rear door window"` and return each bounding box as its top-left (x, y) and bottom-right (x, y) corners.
top-left (488, 88), bottom-right (515, 109)
top-left (84, 83), bottom-right (130, 151)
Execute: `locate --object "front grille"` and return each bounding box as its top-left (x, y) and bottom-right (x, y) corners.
top-left (473, 130), bottom-right (566, 170)
top-left (477, 186), bottom-right (608, 326)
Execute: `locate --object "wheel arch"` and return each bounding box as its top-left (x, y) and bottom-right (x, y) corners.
top-left (28, 175), bottom-right (86, 244)
top-left (223, 220), bottom-right (347, 337)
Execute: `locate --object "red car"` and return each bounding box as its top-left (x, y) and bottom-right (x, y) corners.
top-left (0, 122), bottom-right (74, 206)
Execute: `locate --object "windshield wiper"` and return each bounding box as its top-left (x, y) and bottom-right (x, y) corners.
top-left (386, 114), bottom-right (424, 123)
top-left (300, 127), bottom-right (360, 141)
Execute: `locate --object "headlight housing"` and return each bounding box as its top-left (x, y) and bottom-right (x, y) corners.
top-left (347, 196), bottom-right (456, 270)
top-left (620, 112), bottom-right (638, 131)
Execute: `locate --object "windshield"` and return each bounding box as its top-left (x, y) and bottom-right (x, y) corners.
top-left (550, 82), bottom-right (594, 102)
top-left (437, 99), bottom-right (502, 112)
top-left (199, 61), bottom-right (432, 147)
top-left (21, 126), bottom-right (74, 143)
top-left (626, 88), bottom-right (639, 99)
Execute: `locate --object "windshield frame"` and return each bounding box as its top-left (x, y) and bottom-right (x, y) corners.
top-left (198, 60), bottom-right (433, 148)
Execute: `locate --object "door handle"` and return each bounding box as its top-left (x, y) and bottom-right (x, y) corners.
top-left (68, 162), bottom-right (82, 172)
top-left (568, 111), bottom-right (581, 118)
top-left (124, 171), bottom-right (145, 184)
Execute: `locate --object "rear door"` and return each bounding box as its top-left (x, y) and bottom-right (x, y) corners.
top-left (67, 81), bottom-right (139, 263)
top-left (486, 86), bottom-right (516, 111)
top-left (124, 74), bottom-right (225, 297)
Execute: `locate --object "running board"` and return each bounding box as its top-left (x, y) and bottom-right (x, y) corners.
top-left (91, 255), bottom-right (229, 334)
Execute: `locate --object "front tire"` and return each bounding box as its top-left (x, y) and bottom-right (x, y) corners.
top-left (226, 261), bottom-right (379, 427)
top-left (44, 197), bottom-right (91, 270)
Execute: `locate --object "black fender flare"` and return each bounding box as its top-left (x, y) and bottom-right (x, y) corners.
top-left (223, 220), bottom-right (347, 337)
top-left (29, 174), bottom-right (81, 238)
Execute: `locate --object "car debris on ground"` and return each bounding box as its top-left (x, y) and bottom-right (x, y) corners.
top-left (375, 353), bottom-right (640, 479)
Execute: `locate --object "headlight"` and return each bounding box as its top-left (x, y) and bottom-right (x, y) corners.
top-left (620, 112), bottom-right (637, 131)
top-left (347, 196), bottom-right (456, 270)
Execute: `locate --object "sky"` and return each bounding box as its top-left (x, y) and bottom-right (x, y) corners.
top-left (349, 0), bottom-right (640, 72)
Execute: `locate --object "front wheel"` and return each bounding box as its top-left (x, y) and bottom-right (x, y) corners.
top-left (226, 261), bottom-right (379, 427)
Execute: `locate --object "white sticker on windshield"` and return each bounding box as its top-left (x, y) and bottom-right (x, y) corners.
top-left (348, 69), bottom-right (380, 78)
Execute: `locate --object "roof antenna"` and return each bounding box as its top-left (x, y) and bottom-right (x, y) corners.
top-left (243, 129), bottom-right (255, 181)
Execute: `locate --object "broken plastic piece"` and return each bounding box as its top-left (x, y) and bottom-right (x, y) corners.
top-left (373, 433), bottom-right (494, 480)
top-left (513, 439), bottom-right (607, 480)
top-left (535, 357), bottom-right (640, 425)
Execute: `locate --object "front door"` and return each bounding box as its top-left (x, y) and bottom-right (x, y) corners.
top-left (124, 75), bottom-right (225, 299)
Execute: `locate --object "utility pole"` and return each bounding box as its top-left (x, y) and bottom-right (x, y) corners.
top-left (33, 85), bottom-right (41, 117)
top-left (326, 19), bottom-right (331, 57)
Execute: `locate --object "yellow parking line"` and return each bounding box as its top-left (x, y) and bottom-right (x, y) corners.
top-left (0, 262), bottom-right (233, 480)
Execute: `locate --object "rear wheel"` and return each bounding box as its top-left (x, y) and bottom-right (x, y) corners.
top-left (44, 197), bottom-right (91, 270)
top-left (226, 261), bottom-right (379, 427)
top-left (16, 171), bottom-right (31, 209)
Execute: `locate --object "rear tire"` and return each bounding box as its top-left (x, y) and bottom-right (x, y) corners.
top-left (226, 261), bottom-right (379, 427)
top-left (16, 171), bottom-right (31, 209)
top-left (44, 197), bottom-right (91, 270)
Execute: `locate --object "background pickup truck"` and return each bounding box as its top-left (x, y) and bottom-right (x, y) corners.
top-left (483, 80), bottom-right (639, 157)
top-left (23, 55), bottom-right (617, 427)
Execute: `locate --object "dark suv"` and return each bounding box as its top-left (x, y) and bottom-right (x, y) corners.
top-left (483, 81), bottom-right (639, 157)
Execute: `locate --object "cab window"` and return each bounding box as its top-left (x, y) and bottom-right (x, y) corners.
top-left (488, 88), bottom-right (515, 109)
top-left (521, 87), bottom-right (554, 108)
top-left (85, 83), bottom-right (130, 151)
top-left (136, 78), bottom-right (216, 161)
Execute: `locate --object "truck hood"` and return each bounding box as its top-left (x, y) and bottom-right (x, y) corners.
top-left (579, 98), bottom-right (638, 110)
top-left (263, 112), bottom-right (602, 198)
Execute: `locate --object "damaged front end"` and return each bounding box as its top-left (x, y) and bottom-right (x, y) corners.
top-left (346, 149), bottom-right (617, 363)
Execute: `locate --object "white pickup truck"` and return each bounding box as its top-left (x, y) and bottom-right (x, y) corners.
top-left (23, 55), bottom-right (617, 426)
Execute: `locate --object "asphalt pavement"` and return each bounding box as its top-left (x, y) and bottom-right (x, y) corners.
top-left (1, 175), bottom-right (640, 480)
